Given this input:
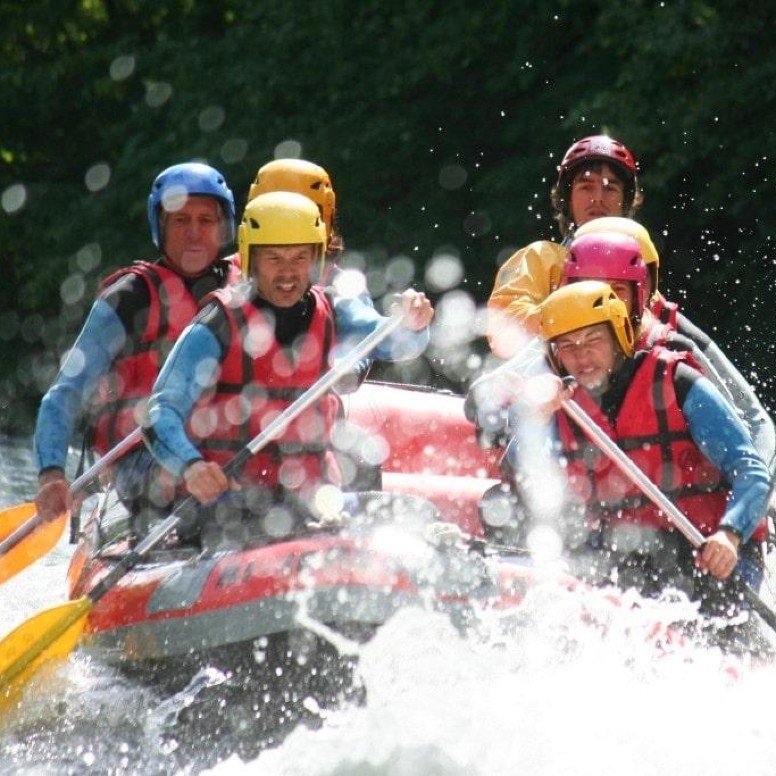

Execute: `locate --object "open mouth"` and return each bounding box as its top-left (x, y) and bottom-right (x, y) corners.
top-left (275, 280), bottom-right (298, 292)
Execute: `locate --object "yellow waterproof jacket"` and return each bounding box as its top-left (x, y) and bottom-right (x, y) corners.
top-left (486, 240), bottom-right (568, 357)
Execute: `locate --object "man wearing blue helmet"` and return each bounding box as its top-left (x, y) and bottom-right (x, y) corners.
top-left (34, 162), bottom-right (239, 529)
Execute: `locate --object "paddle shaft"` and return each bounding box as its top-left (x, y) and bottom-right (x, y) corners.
top-left (88, 313), bottom-right (406, 603)
top-left (490, 337), bottom-right (545, 379)
top-left (0, 313), bottom-right (411, 695)
top-left (562, 399), bottom-right (704, 548)
top-left (0, 428), bottom-right (144, 558)
top-left (562, 397), bottom-right (776, 632)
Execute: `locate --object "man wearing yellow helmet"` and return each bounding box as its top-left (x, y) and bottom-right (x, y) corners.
top-left (474, 281), bottom-right (770, 618)
top-left (143, 192), bottom-right (433, 539)
top-left (560, 221), bottom-right (775, 468)
top-left (248, 158), bottom-right (373, 393)
top-left (248, 158), bottom-right (342, 261)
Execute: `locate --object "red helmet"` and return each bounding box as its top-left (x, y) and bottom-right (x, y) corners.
top-left (554, 135), bottom-right (639, 223)
top-left (563, 232), bottom-right (647, 319)
top-left (558, 135), bottom-right (637, 181)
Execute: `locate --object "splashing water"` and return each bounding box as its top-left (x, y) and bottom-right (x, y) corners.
top-left (205, 594), bottom-right (776, 776)
top-left (3, 437), bottom-right (776, 775)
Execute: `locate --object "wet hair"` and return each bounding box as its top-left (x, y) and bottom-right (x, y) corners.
top-left (326, 230), bottom-right (345, 258)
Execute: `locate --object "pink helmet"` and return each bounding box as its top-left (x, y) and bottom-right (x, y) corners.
top-left (563, 232), bottom-right (648, 319)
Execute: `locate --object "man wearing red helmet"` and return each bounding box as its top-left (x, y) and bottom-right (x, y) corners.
top-left (487, 134), bottom-right (642, 358)
top-left (484, 139), bottom-right (776, 462)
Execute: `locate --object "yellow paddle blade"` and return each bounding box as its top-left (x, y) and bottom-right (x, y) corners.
top-left (0, 504), bottom-right (68, 584)
top-left (0, 503), bottom-right (38, 541)
top-left (0, 597), bottom-right (91, 708)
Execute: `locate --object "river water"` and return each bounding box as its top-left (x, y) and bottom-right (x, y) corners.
top-left (2, 435), bottom-right (776, 775)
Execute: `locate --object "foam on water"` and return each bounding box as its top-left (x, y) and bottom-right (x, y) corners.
top-left (3, 544), bottom-right (776, 774)
top-left (3, 439), bottom-right (776, 775)
top-left (206, 587), bottom-right (776, 776)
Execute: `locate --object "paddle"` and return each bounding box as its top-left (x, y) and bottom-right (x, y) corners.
top-left (0, 312), bottom-right (406, 701)
top-left (0, 429), bottom-right (144, 585)
top-left (561, 396), bottom-right (776, 634)
top-left (488, 335), bottom-right (545, 379)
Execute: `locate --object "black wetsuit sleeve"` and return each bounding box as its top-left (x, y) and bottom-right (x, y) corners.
top-left (673, 361), bottom-right (702, 408)
top-left (192, 300), bottom-right (232, 357)
top-left (99, 273), bottom-right (151, 338)
top-left (661, 332), bottom-right (695, 355)
top-left (675, 313), bottom-right (712, 348)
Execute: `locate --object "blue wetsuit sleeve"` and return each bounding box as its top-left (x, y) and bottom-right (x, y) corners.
top-left (331, 295), bottom-right (429, 362)
top-left (681, 372), bottom-right (770, 542)
top-left (324, 267), bottom-right (375, 384)
top-left (33, 299), bottom-right (127, 472)
top-left (144, 321), bottom-right (223, 478)
top-left (677, 311), bottom-right (776, 469)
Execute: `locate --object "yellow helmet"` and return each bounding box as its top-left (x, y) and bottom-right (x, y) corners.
top-left (575, 217), bottom-right (659, 296)
top-left (540, 280), bottom-right (634, 358)
top-left (248, 159), bottom-right (336, 241)
top-left (238, 191), bottom-right (327, 282)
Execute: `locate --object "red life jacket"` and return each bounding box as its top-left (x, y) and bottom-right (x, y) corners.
top-left (556, 348), bottom-right (767, 542)
top-left (637, 320), bottom-right (673, 350)
top-left (636, 319), bottom-right (702, 373)
top-left (193, 284), bottom-right (342, 493)
top-left (649, 294), bottom-right (679, 328)
top-left (90, 258), bottom-right (241, 455)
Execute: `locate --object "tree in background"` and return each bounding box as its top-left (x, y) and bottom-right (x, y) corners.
top-left (1, 0), bottom-right (774, 432)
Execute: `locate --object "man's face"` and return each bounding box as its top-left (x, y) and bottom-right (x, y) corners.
top-left (252, 244), bottom-right (317, 307)
top-left (569, 163), bottom-right (626, 226)
top-left (607, 280), bottom-right (635, 317)
top-left (569, 279), bottom-right (636, 317)
top-left (553, 322), bottom-right (620, 395)
top-left (162, 196), bottom-right (224, 277)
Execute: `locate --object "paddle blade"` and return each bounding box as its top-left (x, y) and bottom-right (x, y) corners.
top-left (0, 503), bottom-right (68, 584)
top-left (0, 597), bottom-right (91, 707)
top-left (0, 503), bottom-right (38, 541)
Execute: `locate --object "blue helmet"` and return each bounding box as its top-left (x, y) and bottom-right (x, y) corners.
top-left (147, 162), bottom-right (236, 248)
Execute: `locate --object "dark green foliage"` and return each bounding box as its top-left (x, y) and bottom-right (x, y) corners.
top-left (1, 0), bottom-right (774, 431)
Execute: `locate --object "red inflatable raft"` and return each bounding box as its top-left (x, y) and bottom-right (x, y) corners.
top-left (66, 383), bottom-right (564, 667)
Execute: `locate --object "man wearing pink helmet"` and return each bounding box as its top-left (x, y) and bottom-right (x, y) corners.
top-left (560, 228), bottom-right (775, 469)
top-left (562, 232), bottom-right (649, 337)
top-left (487, 135), bottom-right (641, 357)
top-left (561, 230), bottom-right (698, 356)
